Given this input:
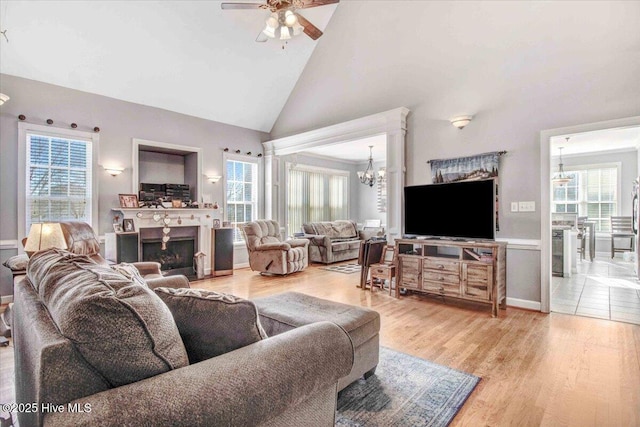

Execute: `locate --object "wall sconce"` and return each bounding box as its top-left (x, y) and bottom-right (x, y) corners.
top-left (208, 175), bottom-right (222, 184)
top-left (104, 167), bottom-right (124, 176)
top-left (0, 93), bottom-right (9, 105)
top-left (450, 115), bottom-right (473, 130)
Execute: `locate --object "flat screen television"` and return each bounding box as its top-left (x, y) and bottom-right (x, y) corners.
top-left (404, 179), bottom-right (496, 240)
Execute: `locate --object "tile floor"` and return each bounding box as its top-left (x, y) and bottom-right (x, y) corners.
top-left (551, 256), bottom-right (640, 325)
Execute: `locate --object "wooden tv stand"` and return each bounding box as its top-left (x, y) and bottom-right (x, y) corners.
top-left (394, 238), bottom-right (507, 317)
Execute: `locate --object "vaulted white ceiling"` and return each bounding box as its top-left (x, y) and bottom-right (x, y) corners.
top-left (2, 0), bottom-right (639, 146)
top-left (0, 0), bottom-right (338, 132)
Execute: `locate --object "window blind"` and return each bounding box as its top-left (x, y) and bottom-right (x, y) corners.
top-left (26, 134), bottom-right (92, 231)
top-left (288, 166), bottom-right (349, 236)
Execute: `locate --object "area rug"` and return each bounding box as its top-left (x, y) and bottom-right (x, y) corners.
top-left (323, 263), bottom-right (361, 274)
top-left (336, 347), bottom-right (480, 427)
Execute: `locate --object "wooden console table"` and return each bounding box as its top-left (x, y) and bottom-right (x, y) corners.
top-left (394, 238), bottom-right (507, 317)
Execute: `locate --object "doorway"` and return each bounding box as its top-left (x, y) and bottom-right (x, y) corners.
top-left (541, 118), bottom-right (640, 325)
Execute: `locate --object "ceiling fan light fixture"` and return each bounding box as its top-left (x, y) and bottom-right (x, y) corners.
top-left (266, 13), bottom-right (279, 28)
top-left (262, 24), bottom-right (276, 38)
top-left (280, 26), bottom-right (291, 40)
top-left (284, 10), bottom-right (298, 26)
top-left (292, 21), bottom-right (304, 35)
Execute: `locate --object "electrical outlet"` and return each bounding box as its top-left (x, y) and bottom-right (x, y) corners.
top-left (511, 202), bottom-right (519, 212)
top-left (519, 201), bottom-right (535, 212)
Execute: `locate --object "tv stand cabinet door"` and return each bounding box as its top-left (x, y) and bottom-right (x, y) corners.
top-left (398, 256), bottom-right (421, 290)
top-left (462, 263), bottom-right (492, 301)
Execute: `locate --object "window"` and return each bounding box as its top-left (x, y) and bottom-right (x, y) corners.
top-left (225, 157), bottom-right (259, 242)
top-left (553, 171), bottom-right (580, 214)
top-left (553, 165), bottom-right (618, 232)
top-left (287, 165), bottom-right (349, 236)
top-left (25, 132), bottom-right (94, 233)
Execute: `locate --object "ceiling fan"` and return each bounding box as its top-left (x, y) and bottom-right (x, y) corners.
top-left (221, 0), bottom-right (339, 42)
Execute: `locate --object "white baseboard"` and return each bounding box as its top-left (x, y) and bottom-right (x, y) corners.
top-left (1, 295), bottom-right (14, 305)
top-left (234, 262), bottom-right (249, 269)
top-left (507, 297), bottom-right (541, 311)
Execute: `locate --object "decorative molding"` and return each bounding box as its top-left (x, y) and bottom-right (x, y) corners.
top-left (264, 107), bottom-right (410, 156)
top-left (496, 238), bottom-right (541, 251)
top-left (0, 240), bottom-right (19, 250)
top-left (507, 297), bottom-right (541, 311)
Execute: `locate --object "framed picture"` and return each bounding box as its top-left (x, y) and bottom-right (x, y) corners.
top-left (123, 219), bottom-right (135, 232)
top-left (213, 219), bottom-right (221, 229)
top-left (113, 223), bottom-right (124, 233)
top-left (171, 199), bottom-right (182, 208)
top-left (119, 194), bottom-right (139, 208)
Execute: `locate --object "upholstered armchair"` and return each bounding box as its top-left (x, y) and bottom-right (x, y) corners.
top-left (242, 220), bottom-right (309, 275)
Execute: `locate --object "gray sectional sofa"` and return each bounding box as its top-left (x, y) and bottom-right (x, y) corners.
top-left (13, 249), bottom-right (354, 427)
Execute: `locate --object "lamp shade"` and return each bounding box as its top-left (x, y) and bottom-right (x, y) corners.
top-left (24, 223), bottom-right (68, 256)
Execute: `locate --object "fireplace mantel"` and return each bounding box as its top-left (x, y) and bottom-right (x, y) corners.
top-left (108, 208), bottom-right (219, 274)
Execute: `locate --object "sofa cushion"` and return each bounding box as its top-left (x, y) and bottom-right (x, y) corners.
top-left (332, 242), bottom-right (352, 252)
top-left (26, 248), bottom-right (189, 388)
top-left (155, 287), bottom-right (267, 363)
top-left (303, 220), bottom-right (358, 239)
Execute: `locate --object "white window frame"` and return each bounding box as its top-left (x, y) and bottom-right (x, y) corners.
top-left (223, 152), bottom-right (263, 245)
top-left (284, 163), bottom-right (350, 238)
top-left (563, 162), bottom-right (621, 233)
top-left (18, 123), bottom-right (100, 246)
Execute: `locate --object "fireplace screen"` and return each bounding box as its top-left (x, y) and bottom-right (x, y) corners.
top-left (140, 226), bottom-right (199, 277)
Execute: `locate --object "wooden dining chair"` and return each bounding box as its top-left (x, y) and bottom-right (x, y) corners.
top-left (610, 216), bottom-right (635, 258)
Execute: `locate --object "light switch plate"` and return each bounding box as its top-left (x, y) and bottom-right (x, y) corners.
top-left (519, 201), bottom-right (535, 212)
top-left (511, 202), bottom-right (519, 212)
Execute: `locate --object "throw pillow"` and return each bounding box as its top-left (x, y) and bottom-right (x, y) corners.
top-left (2, 254), bottom-right (29, 272)
top-left (155, 287), bottom-right (267, 363)
top-left (27, 248), bottom-right (189, 388)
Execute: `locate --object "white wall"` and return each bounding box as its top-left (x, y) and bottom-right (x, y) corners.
top-left (0, 74), bottom-right (268, 296)
top-left (269, 2), bottom-right (640, 304)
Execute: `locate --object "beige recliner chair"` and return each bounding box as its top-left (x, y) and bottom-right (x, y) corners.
top-left (242, 220), bottom-right (309, 275)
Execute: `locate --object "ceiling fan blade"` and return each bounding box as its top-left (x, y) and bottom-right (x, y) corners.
top-left (295, 13), bottom-right (323, 40)
top-left (298, 0), bottom-right (339, 9)
top-left (256, 32), bottom-right (268, 42)
top-left (221, 2), bottom-right (265, 10)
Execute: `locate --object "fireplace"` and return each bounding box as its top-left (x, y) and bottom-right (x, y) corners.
top-left (140, 226), bottom-right (198, 277)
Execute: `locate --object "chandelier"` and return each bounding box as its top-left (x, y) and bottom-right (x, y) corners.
top-left (552, 139), bottom-right (572, 187)
top-left (357, 146), bottom-right (385, 187)
top-left (262, 8), bottom-right (305, 40)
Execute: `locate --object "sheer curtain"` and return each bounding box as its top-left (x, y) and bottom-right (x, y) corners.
top-left (288, 166), bottom-right (349, 236)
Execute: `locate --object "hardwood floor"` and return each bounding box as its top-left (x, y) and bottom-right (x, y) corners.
top-left (2, 264), bottom-right (639, 426)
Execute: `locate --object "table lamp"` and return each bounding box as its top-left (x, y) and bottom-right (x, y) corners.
top-left (24, 223), bottom-right (68, 257)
